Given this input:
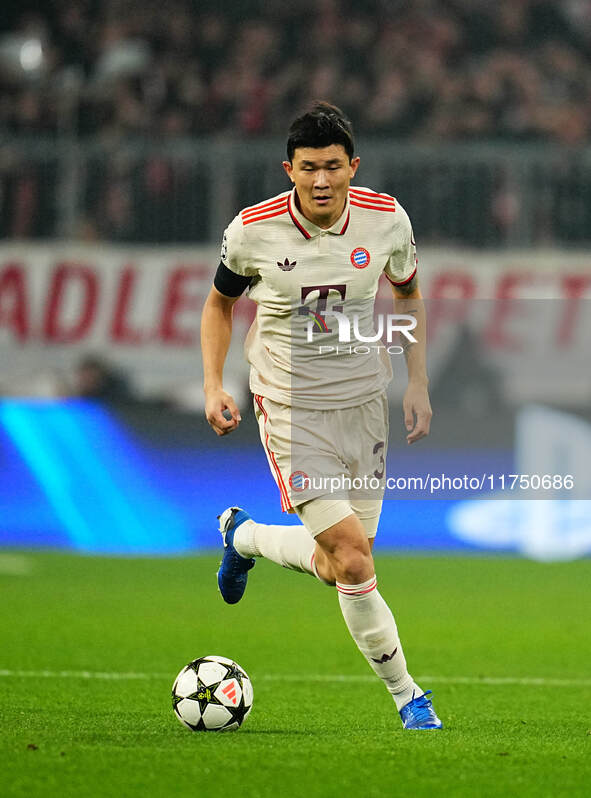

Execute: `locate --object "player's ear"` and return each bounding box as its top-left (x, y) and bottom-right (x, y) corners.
top-left (282, 160), bottom-right (295, 182)
top-left (349, 156), bottom-right (360, 179)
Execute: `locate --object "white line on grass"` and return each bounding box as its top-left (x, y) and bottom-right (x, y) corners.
top-left (0, 669), bottom-right (590, 688)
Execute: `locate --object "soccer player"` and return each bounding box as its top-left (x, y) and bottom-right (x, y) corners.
top-left (201, 102), bottom-right (442, 730)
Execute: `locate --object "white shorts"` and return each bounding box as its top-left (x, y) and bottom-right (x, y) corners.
top-left (253, 392), bottom-right (388, 515)
top-left (296, 497), bottom-right (383, 539)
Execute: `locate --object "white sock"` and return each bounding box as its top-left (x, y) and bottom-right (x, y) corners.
top-left (336, 576), bottom-right (423, 710)
top-left (234, 520), bottom-right (317, 576)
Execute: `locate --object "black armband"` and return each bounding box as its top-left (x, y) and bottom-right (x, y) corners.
top-left (214, 261), bottom-right (253, 297)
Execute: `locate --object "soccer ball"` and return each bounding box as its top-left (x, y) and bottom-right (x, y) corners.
top-left (171, 655), bottom-right (253, 732)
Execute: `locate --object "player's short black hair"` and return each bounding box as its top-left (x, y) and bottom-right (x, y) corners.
top-left (286, 102), bottom-right (355, 162)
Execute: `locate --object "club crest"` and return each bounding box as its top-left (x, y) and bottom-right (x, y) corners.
top-left (350, 247), bottom-right (370, 268)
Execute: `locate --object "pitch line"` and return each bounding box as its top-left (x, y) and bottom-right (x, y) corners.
top-left (0, 669), bottom-right (590, 688)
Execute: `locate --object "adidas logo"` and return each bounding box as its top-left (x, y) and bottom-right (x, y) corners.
top-left (371, 647), bottom-right (398, 664)
top-left (277, 257), bottom-right (296, 271)
top-left (221, 680), bottom-right (238, 705)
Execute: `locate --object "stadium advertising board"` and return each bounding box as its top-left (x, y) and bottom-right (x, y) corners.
top-left (1, 244), bottom-right (590, 405)
top-left (0, 244), bottom-right (590, 558)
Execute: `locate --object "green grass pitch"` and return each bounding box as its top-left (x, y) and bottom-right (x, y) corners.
top-left (1, 551), bottom-right (590, 798)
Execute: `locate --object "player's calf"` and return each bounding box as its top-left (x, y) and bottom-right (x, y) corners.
top-left (310, 546), bottom-right (336, 585)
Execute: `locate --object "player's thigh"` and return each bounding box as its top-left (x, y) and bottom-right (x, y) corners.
top-left (350, 498), bottom-right (383, 540)
top-left (344, 393), bottom-right (389, 501)
top-left (297, 498), bottom-right (377, 583)
top-left (297, 499), bottom-right (371, 559)
top-left (296, 498), bottom-right (354, 538)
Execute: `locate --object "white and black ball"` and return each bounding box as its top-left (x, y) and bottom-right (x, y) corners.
top-left (172, 656), bottom-right (253, 732)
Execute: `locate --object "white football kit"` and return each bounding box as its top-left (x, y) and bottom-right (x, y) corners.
top-left (221, 185), bottom-right (418, 515)
top-left (217, 181), bottom-right (440, 725)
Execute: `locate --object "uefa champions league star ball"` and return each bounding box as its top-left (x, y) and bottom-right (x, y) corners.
top-left (172, 656), bottom-right (253, 731)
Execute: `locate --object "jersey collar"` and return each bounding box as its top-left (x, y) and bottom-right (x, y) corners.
top-left (288, 187), bottom-right (350, 240)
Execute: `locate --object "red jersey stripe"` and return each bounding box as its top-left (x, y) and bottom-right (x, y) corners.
top-left (254, 394), bottom-right (286, 508)
top-left (350, 200), bottom-right (396, 212)
top-left (338, 209), bottom-right (350, 235)
top-left (243, 206), bottom-right (289, 226)
top-left (350, 195), bottom-right (395, 207)
top-left (254, 394), bottom-right (293, 511)
top-left (384, 264), bottom-right (418, 287)
top-left (257, 396), bottom-right (292, 511)
top-left (242, 198), bottom-right (289, 219)
top-left (242, 195), bottom-right (290, 216)
top-left (287, 195), bottom-right (312, 239)
top-left (350, 188), bottom-right (396, 205)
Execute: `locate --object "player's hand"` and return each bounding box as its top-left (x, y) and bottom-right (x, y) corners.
top-left (403, 381), bottom-right (432, 444)
top-left (204, 389), bottom-right (242, 436)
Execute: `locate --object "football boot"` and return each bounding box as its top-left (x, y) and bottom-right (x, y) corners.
top-left (217, 507), bottom-right (255, 604)
top-left (399, 690), bottom-right (443, 730)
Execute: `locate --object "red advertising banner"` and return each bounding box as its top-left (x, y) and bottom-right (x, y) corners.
top-left (1, 244), bottom-right (590, 405)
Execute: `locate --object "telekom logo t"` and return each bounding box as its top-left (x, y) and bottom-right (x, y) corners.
top-left (298, 284), bottom-right (347, 333)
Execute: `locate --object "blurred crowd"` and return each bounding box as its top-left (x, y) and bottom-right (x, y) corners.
top-left (1, 0), bottom-right (591, 243)
top-left (2, 0), bottom-right (591, 144)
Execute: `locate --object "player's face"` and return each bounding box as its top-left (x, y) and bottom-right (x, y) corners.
top-left (283, 145), bottom-right (360, 229)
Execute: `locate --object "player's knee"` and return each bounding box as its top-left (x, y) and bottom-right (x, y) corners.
top-left (335, 547), bottom-right (374, 584)
top-left (322, 537), bottom-right (373, 583)
top-left (315, 513), bottom-right (374, 583)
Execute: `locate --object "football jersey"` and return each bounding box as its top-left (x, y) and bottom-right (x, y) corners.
top-left (221, 185), bottom-right (417, 409)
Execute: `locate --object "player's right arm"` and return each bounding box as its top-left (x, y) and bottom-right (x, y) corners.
top-left (201, 285), bottom-right (243, 436)
top-left (202, 217), bottom-right (255, 436)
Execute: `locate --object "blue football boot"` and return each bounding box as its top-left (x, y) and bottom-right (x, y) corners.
top-left (399, 690), bottom-right (443, 730)
top-left (217, 507), bottom-right (255, 604)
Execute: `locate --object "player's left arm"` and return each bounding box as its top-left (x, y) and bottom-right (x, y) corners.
top-left (392, 276), bottom-right (432, 444)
